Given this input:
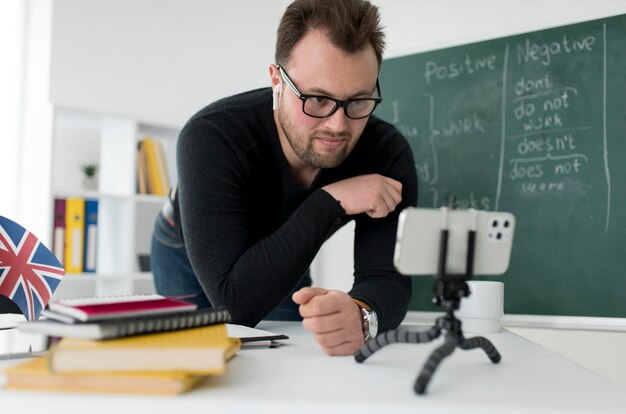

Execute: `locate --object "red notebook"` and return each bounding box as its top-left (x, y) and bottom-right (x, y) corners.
top-left (48, 294), bottom-right (197, 322)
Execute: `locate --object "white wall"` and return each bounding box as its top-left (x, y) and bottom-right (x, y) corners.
top-left (49, 0), bottom-right (292, 128)
top-left (0, 1), bottom-right (25, 220)
top-left (1, 0), bottom-right (54, 242)
top-left (48, 0), bottom-right (626, 130)
top-left (20, 0), bottom-right (626, 389)
top-left (376, 0), bottom-right (626, 57)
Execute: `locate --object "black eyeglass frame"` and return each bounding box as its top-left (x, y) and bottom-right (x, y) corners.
top-left (277, 65), bottom-right (383, 120)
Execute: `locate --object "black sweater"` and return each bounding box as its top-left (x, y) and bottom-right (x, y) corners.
top-left (175, 88), bottom-right (418, 331)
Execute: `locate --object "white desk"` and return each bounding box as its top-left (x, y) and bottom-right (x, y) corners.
top-left (1, 321), bottom-right (626, 413)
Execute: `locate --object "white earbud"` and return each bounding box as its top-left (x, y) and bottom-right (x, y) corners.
top-left (272, 84), bottom-right (281, 110)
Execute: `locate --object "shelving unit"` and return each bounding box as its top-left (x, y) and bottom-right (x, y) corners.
top-left (51, 107), bottom-right (179, 299)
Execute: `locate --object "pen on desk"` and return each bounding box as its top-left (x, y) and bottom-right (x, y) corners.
top-left (239, 334), bottom-right (289, 343)
top-left (0, 350), bottom-right (48, 361)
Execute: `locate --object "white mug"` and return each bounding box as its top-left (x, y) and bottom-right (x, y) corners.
top-left (457, 281), bottom-right (504, 334)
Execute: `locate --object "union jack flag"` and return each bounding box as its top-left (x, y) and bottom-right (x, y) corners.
top-left (0, 216), bottom-right (64, 320)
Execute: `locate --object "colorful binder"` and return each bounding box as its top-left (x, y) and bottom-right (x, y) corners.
top-left (64, 197), bottom-right (85, 273)
top-left (83, 199), bottom-right (98, 273)
top-left (52, 198), bottom-right (66, 265)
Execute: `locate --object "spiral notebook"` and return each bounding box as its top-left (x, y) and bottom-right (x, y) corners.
top-left (19, 307), bottom-right (231, 340)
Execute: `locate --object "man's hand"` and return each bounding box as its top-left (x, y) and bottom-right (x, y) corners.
top-left (322, 174), bottom-right (402, 218)
top-left (292, 287), bottom-right (364, 356)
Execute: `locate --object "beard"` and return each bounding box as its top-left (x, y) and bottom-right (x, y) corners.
top-left (278, 109), bottom-right (353, 169)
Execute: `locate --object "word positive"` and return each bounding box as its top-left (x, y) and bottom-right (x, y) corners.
top-left (424, 53), bottom-right (497, 84)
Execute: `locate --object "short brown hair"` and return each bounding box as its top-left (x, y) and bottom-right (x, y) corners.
top-left (275, 0), bottom-right (385, 68)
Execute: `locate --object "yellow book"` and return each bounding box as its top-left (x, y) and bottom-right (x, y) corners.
top-left (136, 141), bottom-right (148, 194)
top-left (141, 137), bottom-right (166, 196)
top-left (4, 356), bottom-right (207, 395)
top-left (152, 138), bottom-right (171, 194)
top-left (48, 323), bottom-right (237, 375)
top-left (5, 337), bottom-right (240, 395)
top-left (64, 197), bottom-right (85, 273)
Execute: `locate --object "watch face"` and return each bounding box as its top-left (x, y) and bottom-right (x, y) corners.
top-left (368, 311), bottom-right (379, 338)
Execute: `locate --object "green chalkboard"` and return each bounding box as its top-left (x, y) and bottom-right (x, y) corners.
top-left (376, 14), bottom-right (626, 318)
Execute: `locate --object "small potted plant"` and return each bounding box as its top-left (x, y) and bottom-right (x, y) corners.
top-left (80, 162), bottom-right (99, 191)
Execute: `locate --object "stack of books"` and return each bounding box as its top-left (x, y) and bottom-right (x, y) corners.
top-left (8, 295), bottom-right (238, 395)
top-left (137, 137), bottom-right (171, 196)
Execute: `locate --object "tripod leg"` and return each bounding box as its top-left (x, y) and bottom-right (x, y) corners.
top-left (354, 326), bottom-right (441, 363)
top-left (459, 336), bottom-right (502, 363)
top-left (414, 336), bottom-right (457, 395)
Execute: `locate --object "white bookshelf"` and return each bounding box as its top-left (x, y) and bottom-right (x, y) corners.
top-left (51, 107), bottom-right (179, 299)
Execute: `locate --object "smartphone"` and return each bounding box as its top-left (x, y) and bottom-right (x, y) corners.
top-left (393, 207), bottom-right (515, 276)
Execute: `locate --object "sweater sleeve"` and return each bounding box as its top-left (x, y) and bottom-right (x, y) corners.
top-left (348, 129), bottom-right (418, 333)
top-left (177, 118), bottom-right (345, 327)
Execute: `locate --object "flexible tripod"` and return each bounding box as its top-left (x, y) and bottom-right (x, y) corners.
top-left (354, 208), bottom-right (502, 395)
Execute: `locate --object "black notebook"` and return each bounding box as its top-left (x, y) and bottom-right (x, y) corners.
top-left (18, 308), bottom-right (230, 340)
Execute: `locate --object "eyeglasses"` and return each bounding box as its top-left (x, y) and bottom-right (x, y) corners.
top-left (277, 65), bottom-right (382, 120)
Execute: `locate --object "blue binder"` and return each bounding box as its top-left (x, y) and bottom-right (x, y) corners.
top-left (83, 199), bottom-right (99, 273)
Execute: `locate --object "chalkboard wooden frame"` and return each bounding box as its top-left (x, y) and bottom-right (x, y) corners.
top-left (376, 14), bottom-right (626, 319)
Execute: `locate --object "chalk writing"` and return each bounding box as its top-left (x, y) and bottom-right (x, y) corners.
top-left (424, 53), bottom-right (497, 84)
top-left (441, 114), bottom-right (485, 137)
top-left (376, 16), bottom-right (625, 317)
top-left (389, 101), bottom-right (419, 138)
top-left (379, 22), bottom-right (612, 233)
top-left (508, 65), bottom-right (592, 197)
top-left (516, 34), bottom-right (596, 66)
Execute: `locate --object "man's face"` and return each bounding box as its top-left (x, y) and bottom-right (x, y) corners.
top-left (274, 30), bottom-right (379, 170)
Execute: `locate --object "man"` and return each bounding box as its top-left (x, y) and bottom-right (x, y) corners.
top-left (151, 0), bottom-right (417, 356)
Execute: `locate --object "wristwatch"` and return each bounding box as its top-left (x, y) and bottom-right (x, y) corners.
top-left (353, 299), bottom-right (378, 341)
